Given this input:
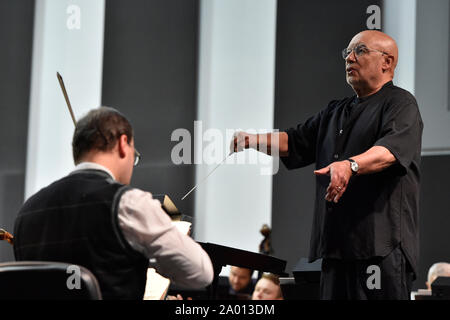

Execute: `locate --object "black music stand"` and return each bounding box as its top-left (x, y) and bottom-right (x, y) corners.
top-left (279, 257), bottom-right (322, 300)
top-left (198, 242), bottom-right (287, 299)
top-left (431, 276), bottom-right (450, 300)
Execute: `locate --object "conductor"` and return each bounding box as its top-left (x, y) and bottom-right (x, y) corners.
top-left (231, 30), bottom-right (423, 300)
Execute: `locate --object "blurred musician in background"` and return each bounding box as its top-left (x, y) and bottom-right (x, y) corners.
top-left (252, 273), bottom-right (283, 300)
top-left (226, 266), bottom-right (255, 299)
top-left (426, 262), bottom-right (450, 290)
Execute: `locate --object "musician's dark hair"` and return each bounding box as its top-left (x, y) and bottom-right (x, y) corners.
top-left (231, 266), bottom-right (254, 278)
top-left (72, 107), bottom-right (133, 164)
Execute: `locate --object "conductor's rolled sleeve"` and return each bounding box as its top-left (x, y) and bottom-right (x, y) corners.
top-left (374, 101), bottom-right (423, 175)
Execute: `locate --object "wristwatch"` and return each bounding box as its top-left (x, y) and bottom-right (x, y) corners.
top-left (348, 158), bottom-right (359, 175)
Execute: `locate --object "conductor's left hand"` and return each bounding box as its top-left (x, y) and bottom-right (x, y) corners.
top-left (314, 160), bottom-right (352, 203)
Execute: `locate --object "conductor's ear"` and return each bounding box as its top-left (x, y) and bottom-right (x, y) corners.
top-left (382, 55), bottom-right (395, 74)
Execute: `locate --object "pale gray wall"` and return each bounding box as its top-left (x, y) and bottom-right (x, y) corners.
top-left (194, 0), bottom-right (277, 256)
top-left (415, 0), bottom-right (450, 154)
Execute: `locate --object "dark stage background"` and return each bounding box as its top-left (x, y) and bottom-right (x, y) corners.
top-left (0, 0), bottom-right (34, 262)
top-left (101, 0), bottom-right (199, 217)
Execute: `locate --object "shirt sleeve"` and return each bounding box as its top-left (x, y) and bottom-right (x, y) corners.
top-left (117, 188), bottom-right (214, 289)
top-left (374, 99), bottom-right (423, 175)
top-left (280, 105), bottom-right (328, 169)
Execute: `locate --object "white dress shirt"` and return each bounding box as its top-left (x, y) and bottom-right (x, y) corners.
top-left (72, 162), bottom-right (214, 289)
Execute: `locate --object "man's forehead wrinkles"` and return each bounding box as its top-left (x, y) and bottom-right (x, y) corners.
top-left (347, 41), bottom-right (366, 49)
top-left (355, 42), bottom-right (366, 47)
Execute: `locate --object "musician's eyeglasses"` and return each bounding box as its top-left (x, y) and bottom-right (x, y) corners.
top-left (341, 44), bottom-right (389, 60)
top-left (134, 149), bottom-right (141, 167)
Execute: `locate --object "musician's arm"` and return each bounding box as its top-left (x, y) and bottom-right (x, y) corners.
top-left (118, 189), bottom-right (214, 289)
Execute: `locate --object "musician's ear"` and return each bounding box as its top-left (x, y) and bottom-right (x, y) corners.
top-left (117, 134), bottom-right (128, 158)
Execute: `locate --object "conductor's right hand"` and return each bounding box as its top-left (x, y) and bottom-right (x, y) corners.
top-left (230, 131), bottom-right (256, 154)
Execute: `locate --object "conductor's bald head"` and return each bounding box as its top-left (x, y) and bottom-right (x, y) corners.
top-left (344, 30), bottom-right (398, 97)
top-left (355, 30), bottom-right (398, 73)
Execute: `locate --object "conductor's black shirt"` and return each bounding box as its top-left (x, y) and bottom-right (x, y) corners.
top-left (281, 81), bottom-right (423, 276)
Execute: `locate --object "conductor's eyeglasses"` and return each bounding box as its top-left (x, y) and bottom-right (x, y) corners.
top-left (342, 44), bottom-right (389, 60)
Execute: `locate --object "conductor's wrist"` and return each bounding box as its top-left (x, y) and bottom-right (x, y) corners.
top-left (249, 134), bottom-right (259, 150)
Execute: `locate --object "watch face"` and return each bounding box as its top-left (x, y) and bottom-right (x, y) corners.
top-left (351, 161), bottom-right (359, 172)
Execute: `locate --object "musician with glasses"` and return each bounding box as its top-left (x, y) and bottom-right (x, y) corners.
top-left (14, 106), bottom-right (214, 299)
top-left (231, 30), bottom-right (423, 300)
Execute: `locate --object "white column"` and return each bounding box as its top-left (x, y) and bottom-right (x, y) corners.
top-left (195, 0), bottom-right (277, 254)
top-left (25, 0), bottom-right (105, 199)
top-left (383, 0), bottom-right (417, 94)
